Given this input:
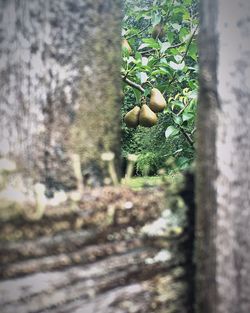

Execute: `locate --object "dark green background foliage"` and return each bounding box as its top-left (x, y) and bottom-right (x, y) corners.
top-left (121, 0), bottom-right (198, 175)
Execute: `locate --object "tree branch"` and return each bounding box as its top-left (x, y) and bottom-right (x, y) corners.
top-left (177, 101), bottom-right (190, 116)
top-left (121, 76), bottom-right (194, 147)
top-left (141, 48), bottom-right (156, 55)
top-left (180, 24), bottom-right (199, 63)
top-left (141, 41), bottom-right (184, 56)
top-left (179, 126), bottom-right (194, 146)
top-left (122, 76), bottom-right (145, 93)
top-left (191, 127), bottom-right (196, 135)
top-left (163, 25), bottom-right (199, 95)
top-left (169, 113), bottom-right (194, 147)
top-left (126, 23), bottom-right (151, 40)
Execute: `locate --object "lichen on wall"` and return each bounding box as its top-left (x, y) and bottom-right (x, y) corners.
top-left (0, 0), bottom-right (122, 193)
top-left (70, 0), bottom-right (123, 181)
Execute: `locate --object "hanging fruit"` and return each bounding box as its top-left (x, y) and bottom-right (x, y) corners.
top-left (152, 24), bottom-right (165, 40)
top-left (122, 38), bottom-right (132, 54)
top-left (139, 105), bottom-right (158, 127)
top-left (124, 106), bottom-right (140, 128)
top-left (149, 88), bottom-right (166, 113)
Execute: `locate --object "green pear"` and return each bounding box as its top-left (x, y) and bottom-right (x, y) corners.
top-left (124, 106), bottom-right (140, 128)
top-left (149, 88), bottom-right (166, 113)
top-left (122, 38), bottom-right (132, 54)
top-left (152, 24), bottom-right (165, 40)
top-left (139, 105), bottom-right (158, 127)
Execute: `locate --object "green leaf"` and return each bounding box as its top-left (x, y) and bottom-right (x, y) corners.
top-left (122, 48), bottom-right (131, 57)
top-left (173, 115), bottom-right (182, 125)
top-left (148, 58), bottom-right (156, 67)
top-left (144, 88), bottom-right (151, 97)
top-left (188, 42), bottom-right (198, 61)
top-left (160, 58), bottom-right (168, 64)
top-left (133, 89), bottom-right (141, 104)
top-left (187, 90), bottom-right (198, 99)
top-left (151, 68), bottom-right (169, 76)
top-left (160, 42), bottom-right (171, 53)
top-left (173, 6), bottom-right (190, 21)
top-left (151, 70), bottom-right (163, 76)
top-left (137, 72), bottom-right (148, 84)
top-left (128, 56), bottom-right (136, 64)
top-left (172, 23), bottom-right (181, 31)
top-left (167, 32), bottom-right (174, 43)
top-left (152, 13), bottom-right (161, 26)
top-left (138, 43), bottom-right (149, 50)
top-left (142, 38), bottom-right (160, 49)
top-left (135, 52), bottom-right (142, 61)
top-left (169, 61), bottom-right (185, 71)
top-left (171, 100), bottom-right (184, 110)
top-left (159, 66), bottom-right (169, 73)
top-left (179, 27), bottom-right (190, 41)
top-left (182, 112), bottom-right (194, 122)
top-left (121, 0), bottom-right (197, 170)
top-left (176, 157), bottom-right (190, 169)
top-left (165, 126), bottom-right (179, 138)
top-left (174, 55), bottom-right (183, 62)
top-left (142, 38), bottom-right (156, 44)
top-left (141, 57), bottom-right (148, 66)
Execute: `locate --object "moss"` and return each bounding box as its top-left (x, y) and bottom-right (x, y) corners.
top-left (69, 0), bottom-right (122, 179)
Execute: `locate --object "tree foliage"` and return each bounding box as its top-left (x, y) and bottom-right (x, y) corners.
top-left (121, 0), bottom-right (198, 175)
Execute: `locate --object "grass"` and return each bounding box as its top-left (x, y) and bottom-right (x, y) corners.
top-left (122, 173), bottom-right (183, 190)
top-left (122, 176), bottom-right (163, 190)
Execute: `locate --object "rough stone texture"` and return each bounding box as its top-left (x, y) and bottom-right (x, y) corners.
top-left (0, 184), bottom-right (195, 313)
top-left (0, 0), bottom-right (122, 192)
top-left (0, 1), bottom-right (196, 312)
top-left (196, 0), bottom-right (250, 312)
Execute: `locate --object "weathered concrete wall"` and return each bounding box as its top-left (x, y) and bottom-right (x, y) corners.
top-left (0, 2), bottom-right (196, 313)
top-left (0, 0), bottom-right (122, 193)
top-left (0, 182), bottom-right (195, 313)
top-left (196, 0), bottom-right (250, 312)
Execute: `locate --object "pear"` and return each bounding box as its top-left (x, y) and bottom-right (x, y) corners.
top-left (152, 24), bottom-right (165, 40)
top-left (122, 38), bottom-right (132, 54)
top-left (139, 105), bottom-right (158, 127)
top-left (124, 106), bottom-right (140, 128)
top-left (149, 88), bottom-right (166, 113)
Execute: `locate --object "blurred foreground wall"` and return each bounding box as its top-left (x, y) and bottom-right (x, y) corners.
top-left (196, 0), bottom-right (250, 312)
top-left (0, 0), bottom-right (122, 194)
top-left (0, 184), bottom-right (195, 313)
top-left (0, 1), bottom-right (194, 313)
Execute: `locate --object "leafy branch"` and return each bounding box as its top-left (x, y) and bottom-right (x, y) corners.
top-left (122, 76), bottom-right (145, 93)
top-left (165, 24), bottom-right (199, 90)
top-left (169, 113), bottom-right (194, 147)
top-left (122, 76), bottom-right (195, 147)
top-left (121, 0), bottom-right (198, 173)
top-left (126, 23), bottom-right (151, 40)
